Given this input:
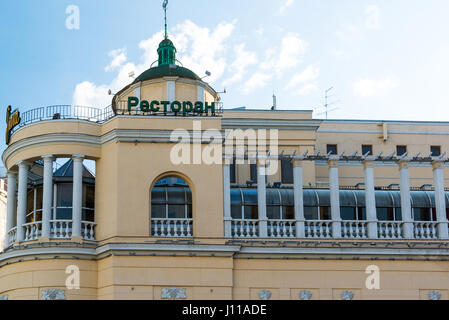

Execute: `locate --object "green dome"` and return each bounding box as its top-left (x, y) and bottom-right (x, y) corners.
top-left (158, 38), bottom-right (174, 48)
top-left (133, 64), bottom-right (201, 83)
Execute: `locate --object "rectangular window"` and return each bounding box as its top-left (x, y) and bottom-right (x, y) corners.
top-left (376, 207), bottom-right (395, 221)
top-left (250, 163), bottom-right (257, 182)
top-left (362, 145), bottom-right (373, 156)
top-left (319, 206), bottom-right (331, 220)
top-left (396, 145), bottom-right (407, 156)
top-left (431, 146), bottom-right (441, 157)
top-left (230, 162), bottom-right (236, 184)
top-left (281, 160), bottom-right (293, 184)
top-left (327, 144), bottom-right (337, 155)
top-left (282, 206), bottom-right (294, 220)
top-left (341, 207), bottom-right (357, 220)
top-left (304, 207), bottom-right (318, 220)
top-left (267, 206), bottom-right (281, 219)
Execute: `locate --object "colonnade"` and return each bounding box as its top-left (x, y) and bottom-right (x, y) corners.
top-left (223, 156), bottom-right (449, 239)
top-left (5, 154), bottom-right (86, 244)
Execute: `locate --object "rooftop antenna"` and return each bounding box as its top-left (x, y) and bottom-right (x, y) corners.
top-left (315, 87), bottom-right (340, 119)
top-left (163, 0), bottom-right (169, 39)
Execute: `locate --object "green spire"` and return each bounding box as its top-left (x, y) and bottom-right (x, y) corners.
top-left (158, 0), bottom-right (176, 66)
top-left (163, 0), bottom-right (168, 39)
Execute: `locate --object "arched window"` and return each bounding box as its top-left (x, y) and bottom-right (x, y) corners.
top-left (151, 176), bottom-right (193, 237)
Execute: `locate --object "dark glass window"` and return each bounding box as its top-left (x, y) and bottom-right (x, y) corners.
top-left (327, 144), bottom-right (338, 155)
top-left (362, 145), bottom-right (373, 156)
top-left (57, 183), bottom-right (73, 220)
top-left (396, 145), bottom-right (407, 156)
top-left (319, 206), bottom-right (331, 220)
top-left (341, 207), bottom-right (357, 220)
top-left (150, 179), bottom-right (192, 220)
top-left (250, 163), bottom-right (257, 182)
top-left (304, 207), bottom-right (318, 220)
top-left (413, 208), bottom-right (433, 221)
top-left (431, 146), bottom-right (441, 157)
top-left (282, 206), bottom-right (294, 219)
top-left (230, 161), bottom-right (236, 184)
top-left (281, 160), bottom-right (293, 184)
top-left (267, 206), bottom-right (280, 219)
top-left (376, 207), bottom-right (395, 221)
top-left (82, 184), bottom-right (95, 221)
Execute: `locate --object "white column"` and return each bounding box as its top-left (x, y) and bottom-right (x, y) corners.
top-left (6, 172), bottom-right (17, 245)
top-left (257, 160), bottom-right (268, 238)
top-left (167, 80), bottom-right (176, 103)
top-left (399, 161), bottom-right (413, 239)
top-left (16, 161), bottom-right (30, 242)
top-left (41, 155), bottom-right (54, 239)
top-left (329, 158), bottom-right (341, 238)
top-left (71, 155), bottom-right (84, 239)
top-left (293, 160), bottom-right (305, 238)
top-left (223, 160), bottom-right (232, 237)
top-left (197, 86), bottom-right (205, 103)
top-left (433, 161), bottom-right (448, 239)
top-left (364, 160), bottom-right (378, 238)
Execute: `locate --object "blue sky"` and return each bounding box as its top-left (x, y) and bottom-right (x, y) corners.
top-left (1, 0), bottom-right (449, 157)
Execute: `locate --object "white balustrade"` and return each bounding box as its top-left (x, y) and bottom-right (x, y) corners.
top-left (81, 221), bottom-right (97, 241)
top-left (23, 222), bottom-right (42, 241)
top-left (231, 220), bottom-right (259, 238)
top-left (50, 220), bottom-right (73, 239)
top-left (151, 219), bottom-right (193, 237)
top-left (7, 227), bottom-right (17, 246)
top-left (341, 221), bottom-right (368, 239)
top-left (377, 222), bottom-right (403, 239)
top-left (305, 220), bottom-right (332, 238)
top-left (267, 220), bottom-right (296, 238)
top-left (413, 222), bottom-right (438, 239)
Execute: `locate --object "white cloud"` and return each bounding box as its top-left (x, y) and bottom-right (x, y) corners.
top-left (287, 66), bottom-right (320, 88)
top-left (243, 33), bottom-right (309, 93)
top-left (365, 5), bottom-right (380, 30)
top-left (335, 25), bottom-right (360, 40)
top-left (243, 72), bottom-right (272, 94)
top-left (279, 0), bottom-right (294, 14)
top-left (278, 34), bottom-right (308, 72)
top-left (260, 33), bottom-right (308, 74)
top-left (104, 48), bottom-right (127, 72)
top-left (73, 20), bottom-right (237, 108)
top-left (223, 44), bottom-right (258, 86)
top-left (298, 83), bottom-right (318, 95)
top-left (73, 81), bottom-right (109, 107)
top-left (353, 76), bottom-right (399, 97)
top-left (256, 25), bottom-right (264, 37)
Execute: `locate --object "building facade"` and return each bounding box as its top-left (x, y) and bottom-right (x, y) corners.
top-left (2, 34), bottom-right (449, 301)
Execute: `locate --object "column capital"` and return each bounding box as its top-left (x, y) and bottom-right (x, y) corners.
top-left (398, 160), bottom-right (409, 169)
top-left (16, 160), bottom-right (31, 168)
top-left (293, 159), bottom-right (303, 168)
top-left (223, 155), bottom-right (233, 165)
top-left (41, 154), bottom-right (54, 161)
top-left (72, 154), bottom-right (85, 161)
top-left (432, 161), bottom-right (445, 170)
top-left (7, 171), bottom-right (17, 177)
top-left (257, 158), bottom-right (267, 166)
top-left (363, 160), bottom-right (374, 169)
top-left (328, 159), bottom-right (338, 167)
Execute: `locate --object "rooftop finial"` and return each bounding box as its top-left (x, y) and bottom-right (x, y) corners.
top-left (163, 0), bottom-right (168, 39)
